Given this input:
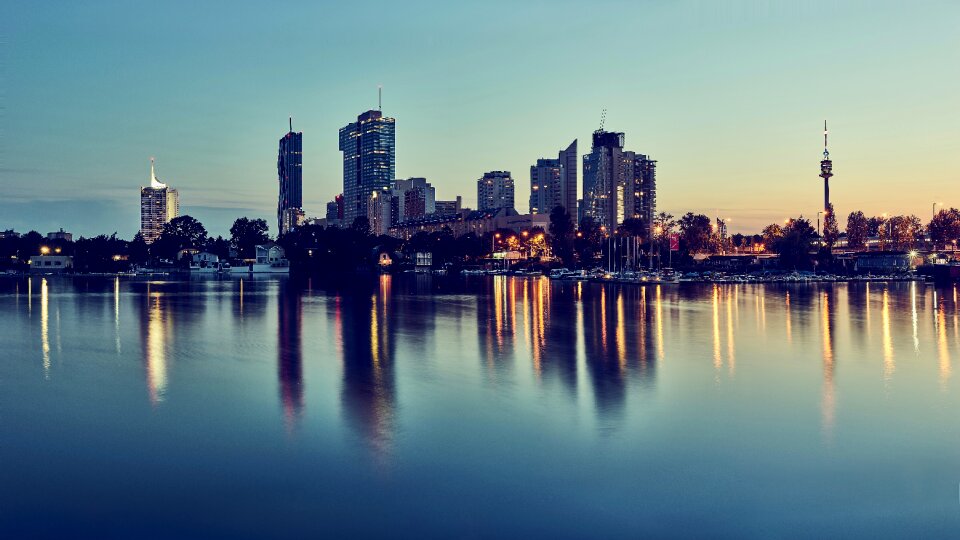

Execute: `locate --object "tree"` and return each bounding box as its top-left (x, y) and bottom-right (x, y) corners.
top-left (822, 203), bottom-right (840, 249)
top-left (549, 205), bottom-right (575, 267)
top-left (154, 215), bottom-right (208, 261)
top-left (776, 217), bottom-right (816, 270)
top-left (888, 215), bottom-right (921, 251)
top-left (575, 216), bottom-right (602, 266)
top-left (761, 223), bottom-right (784, 252)
top-left (128, 232), bottom-right (149, 266)
top-left (162, 215), bottom-right (207, 248)
top-left (351, 216), bottom-right (371, 236)
top-left (845, 211), bottom-right (868, 250)
top-left (230, 217), bottom-right (270, 259)
top-left (616, 218), bottom-right (647, 239)
top-left (205, 235), bottom-right (232, 260)
top-left (928, 208), bottom-right (960, 250)
top-left (866, 216), bottom-right (885, 238)
top-left (678, 213), bottom-right (712, 254)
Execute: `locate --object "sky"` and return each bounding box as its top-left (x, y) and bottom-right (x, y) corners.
top-left (2, 0), bottom-right (958, 238)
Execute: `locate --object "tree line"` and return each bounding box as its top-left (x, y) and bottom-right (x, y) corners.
top-left (4, 205), bottom-right (960, 274)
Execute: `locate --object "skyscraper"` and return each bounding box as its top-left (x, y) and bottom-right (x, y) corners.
top-left (529, 139), bottom-right (577, 216)
top-left (339, 109), bottom-right (396, 225)
top-left (558, 140), bottom-right (578, 217)
top-left (278, 118), bottom-right (303, 235)
top-left (140, 158), bottom-right (179, 244)
top-left (582, 131), bottom-right (625, 231)
top-left (582, 131), bottom-right (655, 232)
top-left (477, 171), bottom-right (515, 212)
top-left (529, 158), bottom-right (560, 215)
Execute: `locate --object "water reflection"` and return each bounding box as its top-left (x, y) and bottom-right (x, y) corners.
top-left (277, 281), bottom-right (304, 430)
top-left (821, 289), bottom-right (836, 437)
top-left (40, 278), bottom-right (50, 378)
top-left (141, 284), bottom-right (169, 406)
top-left (338, 276), bottom-right (396, 460)
top-left (11, 276), bottom-right (960, 446)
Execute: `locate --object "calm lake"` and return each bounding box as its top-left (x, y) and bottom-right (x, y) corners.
top-left (2, 275), bottom-right (959, 537)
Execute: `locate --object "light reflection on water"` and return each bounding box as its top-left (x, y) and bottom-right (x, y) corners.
top-left (2, 275), bottom-right (960, 537)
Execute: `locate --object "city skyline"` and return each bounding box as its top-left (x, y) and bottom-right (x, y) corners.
top-left (2, 1), bottom-right (958, 238)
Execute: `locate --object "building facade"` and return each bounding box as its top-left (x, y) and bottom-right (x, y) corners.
top-left (367, 188), bottom-right (393, 236)
top-left (530, 139), bottom-right (578, 217)
top-left (393, 177), bottom-right (436, 223)
top-left (477, 171), bottom-right (515, 212)
top-left (278, 119), bottom-right (303, 235)
top-left (434, 196), bottom-right (463, 217)
top-left (581, 131), bottom-right (655, 232)
top-left (339, 110), bottom-right (396, 225)
top-left (140, 158), bottom-right (179, 244)
top-left (529, 158), bottom-right (561, 215)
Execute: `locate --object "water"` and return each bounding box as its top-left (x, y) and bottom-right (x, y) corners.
top-left (2, 275), bottom-right (959, 538)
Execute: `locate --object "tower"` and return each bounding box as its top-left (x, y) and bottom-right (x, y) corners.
top-left (339, 109), bottom-right (396, 224)
top-left (819, 120), bottom-right (833, 214)
top-left (140, 158), bottom-right (179, 244)
top-left (278, 117), bottom-right (304, 235)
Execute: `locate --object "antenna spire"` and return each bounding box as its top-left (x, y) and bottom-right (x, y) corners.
top-left (823, 120), bottom-right (830, 159)
top-left (149, 157), bottom-right (164, 188)
top-left (289, 116), bottom-right (293, 132)
top-left (378, 85), bottom-right (382, 111)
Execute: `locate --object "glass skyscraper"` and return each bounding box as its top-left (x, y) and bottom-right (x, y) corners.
top-left (277, 118), bottom-right (303, 235)
top-left (581, 131), bottom-right (656, 232)
top-left (339, 110), bottom-right (396, 225)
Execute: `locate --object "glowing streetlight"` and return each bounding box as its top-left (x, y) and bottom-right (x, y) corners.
top-left (39, 246), bottom-right (50, 255)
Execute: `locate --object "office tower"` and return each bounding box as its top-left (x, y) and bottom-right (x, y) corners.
top-left (339, 109), bottom-right (396, 225)
top-left (278, 118), bottom-right (303, 235)
top-left (140, 158), bottom-right (179, 244)
top-left (477, 171), bottom-right (515, 212)
top-left (582, 131), bottom-right (655, 232)
top-left (392, 177), bottom-right (436, 223)
top-left (582, 131), bottom-right (624, 231)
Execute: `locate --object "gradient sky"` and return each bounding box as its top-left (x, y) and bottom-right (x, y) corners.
top-left (2, 0), bottom-right (958, 238)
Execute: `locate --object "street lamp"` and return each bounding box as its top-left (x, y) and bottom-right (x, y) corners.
top-left (39, 246), bottom-right (50, 255)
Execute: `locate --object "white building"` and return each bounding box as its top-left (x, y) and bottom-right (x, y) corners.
top-left (140, 158), bottom-right (179, 244)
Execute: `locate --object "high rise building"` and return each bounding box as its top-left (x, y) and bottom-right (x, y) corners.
top-left (278, 118), bottom-right (303, 236)
top-left (477, 171), bottom-right (515, 212)
top-left (393, 177), bottom-right (436, 223)
top-left (529, 158), bottom-right (561, 215)
top-left (558, 140), bottom-right (578, 217)
top-left (367, 188), bottom-right (393, 236)
top-left (582, 131), bottom-right (624, 231)
top-left (140, 158), bottom-right (179, 244)
top-left (581, 131), bottom-right (655, 232)
top-left (339, 109), bottom-right (396, 225)
top-left (529, 141), bottom-right (578, 216)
